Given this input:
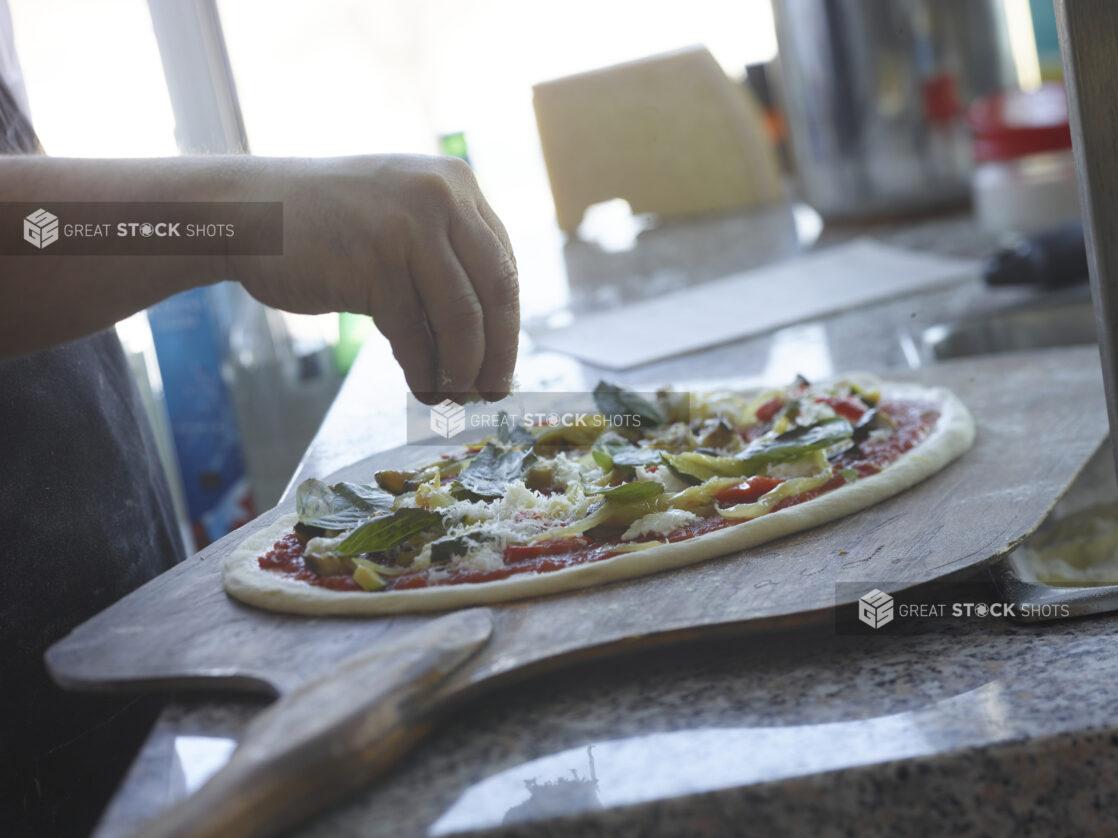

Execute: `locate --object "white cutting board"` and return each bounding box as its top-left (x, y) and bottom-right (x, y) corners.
top-left (533, 239), bottom-right (979, 369)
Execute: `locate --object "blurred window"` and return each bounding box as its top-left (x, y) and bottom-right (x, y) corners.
top-left (216, 0), bottom-right (777, 318)
top-left (9, 0), bottom-right (177, 156)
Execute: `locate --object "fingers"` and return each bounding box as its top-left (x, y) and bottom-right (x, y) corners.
top-left (410, 239), bottom-right (487, 399)
top-left (449, 205), bottom-right (520, 400)
top-left (375, 285), bottom-right (438, 402)
top-left (475, 196), bottom-right (517, 275)
top-left (292, 155), bottom-right (518, 404)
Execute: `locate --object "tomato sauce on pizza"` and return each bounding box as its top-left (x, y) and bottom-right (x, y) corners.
top-left (253, 381), bottom-right (942, 595)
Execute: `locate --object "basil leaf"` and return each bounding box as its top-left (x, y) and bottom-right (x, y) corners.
top-left (335, 508), bottom-right (442, 557)
top-left (334, 482), bottom-right (395, 511)
top-left (296, 478), bottom-right (380, 530)
top-left (509, 423), bottom-right (537, 447)
top-left (592, 381), bottom-right (665, 429)
top-left (588, 480), bottom-right (664, 502)
top-left (591, 440), bottom-right (616, 471)
top-left (496, 411), bottom-right (537, 447)
top-left (737, 418), bottom-right (853, 467)
top-left (456, 442), bottom-right (536, 499)
top-left (592, 432), bottom-right (664, 471)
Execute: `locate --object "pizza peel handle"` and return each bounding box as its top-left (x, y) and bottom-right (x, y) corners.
top-left (1056, 0), bottom-right (1118, 478)
top-left (130, 608), bottom-right (493, 838)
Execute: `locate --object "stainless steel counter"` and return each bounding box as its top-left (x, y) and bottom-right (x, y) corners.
top-left (91, 206), bottom-right (1118, 837)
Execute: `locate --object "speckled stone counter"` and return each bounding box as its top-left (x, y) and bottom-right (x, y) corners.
top-left (91, 208), bottom-right (1118, 837)
top-left (95, 617), bottom-right (1118, 837)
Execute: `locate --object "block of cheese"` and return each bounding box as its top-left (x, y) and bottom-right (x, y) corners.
top-left (533, 46), bottom-right (783, 234)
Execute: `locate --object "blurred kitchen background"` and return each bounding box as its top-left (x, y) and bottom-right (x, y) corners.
top-left (7, 0), bottom-right (1073, 552)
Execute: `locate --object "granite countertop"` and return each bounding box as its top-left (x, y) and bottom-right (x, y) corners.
top-left (92, 206), bottom-right (1118, 837)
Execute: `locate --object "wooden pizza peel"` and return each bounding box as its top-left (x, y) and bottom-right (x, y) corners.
top-left (46, 346), bottom-right (1108, 837)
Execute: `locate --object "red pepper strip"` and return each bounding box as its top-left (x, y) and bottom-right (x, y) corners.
top-left (755, 397), bottom-right (784, 423)
top-left (814, 396), bottom-right (866, 423)
top-left (714, 476), bottom-right (783, 505)
top-left (771, 474), bottom-right (847, 512)
top-left (504, 537), bottom-right (591, 564)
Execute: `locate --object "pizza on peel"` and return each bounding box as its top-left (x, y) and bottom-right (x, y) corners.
top-left (223, 374), bottom-right (975, 615)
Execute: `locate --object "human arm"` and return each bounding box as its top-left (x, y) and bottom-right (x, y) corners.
top-left (0, 153), bottom-right (519, 401)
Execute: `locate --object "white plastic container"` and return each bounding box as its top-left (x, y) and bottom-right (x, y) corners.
top-left (969, 84), bottom-right (1080, 235)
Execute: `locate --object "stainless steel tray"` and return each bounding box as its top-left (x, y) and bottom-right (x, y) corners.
top-left (992, 442), bottom-right (1118, 622)
top-left (990, 558), bottom-right (1118, 622)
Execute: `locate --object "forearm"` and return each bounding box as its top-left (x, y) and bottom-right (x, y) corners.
top-left (0, 155), bottom-right (260, 358)
top-left (0, 153), bottom-right (520, 401)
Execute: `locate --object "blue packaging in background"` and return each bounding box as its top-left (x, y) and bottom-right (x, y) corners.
top-left (147, 285), bottom-right (255, 547)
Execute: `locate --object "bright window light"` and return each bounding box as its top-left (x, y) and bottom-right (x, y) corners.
top-left (9, 0), bottom-right (177, 157)
top-left (217, 0), bottom-right (777, 319)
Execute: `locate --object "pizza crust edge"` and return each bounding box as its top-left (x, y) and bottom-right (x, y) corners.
top-left (222, 382), bottom-right (975, 616)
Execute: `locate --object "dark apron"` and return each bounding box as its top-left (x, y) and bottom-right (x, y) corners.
top-left (0, 330), bottom-right (185, 835)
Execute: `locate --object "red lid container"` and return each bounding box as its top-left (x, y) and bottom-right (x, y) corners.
top-left (968, 82), bottom-right (1072, 163)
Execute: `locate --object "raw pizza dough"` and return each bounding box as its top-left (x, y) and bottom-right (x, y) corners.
top-left (223, 381), bottom-right (975, 615)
